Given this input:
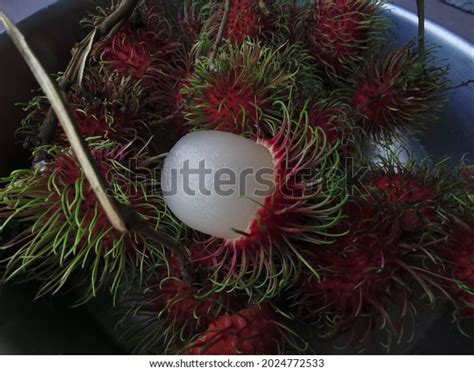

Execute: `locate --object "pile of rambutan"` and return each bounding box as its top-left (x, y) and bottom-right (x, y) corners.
top-left (0, 0), bottom-right (472, 355)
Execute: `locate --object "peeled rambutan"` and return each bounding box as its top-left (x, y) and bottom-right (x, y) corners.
top-left (350, 45), bottom-right (449, 139)
top-left (0, 141), bottom-right (176, 301)
top-left (181, 42), bottom-right (314, 136)
top-left (194, 105), bottom-right (346, 301)
top-left (184, 304), bottom-right (288, 355)
top-left (305, 0), bottom-right (384, 74)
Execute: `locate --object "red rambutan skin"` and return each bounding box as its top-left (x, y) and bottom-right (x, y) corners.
top-left (184, 305), bottom-right (282, 355)
top-left (307, 99), bottom-right (355, 158)
top-left (442, 223), bottom-right (474, 318)
top-left (211, 0), bottom-right (275, 45)
top-left (294, 193), bottom-right (460, 345)
top-left (46, 146), bottom-right (155, 251)
top-left (372, 173), bottom-right (438, 231)
top-left (365, 158), bottom-right (456, 234)
top-left (296, 200), bottom-right (403, 334)
top-left (102, 33), bottom-right (152, 80)
top-left (350, 46), bottom-right (448, 138)
top-left (308, 105), bottom-right (341, 147)
top-left (62, 69), bottom-right (157, 146)
top-left (178, 6), bottom-right (203, 43)
top-left (0, 143), bottom-right (168, 301)
top-left (97, 8), bottom-right (179, 87)
top-left (307, 0), bottom-right (379, 73)
top-left (181, 43), bottom-right (295, 137)
top-left (145, 245), bottom-right (226, 335)
top-left (56, 111), bottom-right (117, 146)
top-left (201, 74), bottom-right (263, 134)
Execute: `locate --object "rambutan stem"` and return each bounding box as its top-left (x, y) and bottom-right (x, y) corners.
top-left (416, 0), bottom-right (425, 59)
top-left (35, 0), bottom-right (141, 159)
top-left (209, 0), bottom-right (231, 62)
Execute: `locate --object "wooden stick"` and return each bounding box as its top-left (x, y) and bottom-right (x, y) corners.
top-left (0, 11), bottom-right (193, 279)
top-left (0, 11), bottom-right (127, 232)
top-left (416, 0), bottom-right (425, 59)
top-left (209, 0), bottom-right (231, 62)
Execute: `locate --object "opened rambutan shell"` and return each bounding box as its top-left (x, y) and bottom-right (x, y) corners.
top-left (192, 107), bottom-right (346, 301)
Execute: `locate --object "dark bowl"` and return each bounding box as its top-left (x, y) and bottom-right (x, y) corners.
top-left (0, 1), bottom-right (473, 354)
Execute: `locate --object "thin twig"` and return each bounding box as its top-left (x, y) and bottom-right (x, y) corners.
top-left (209, 0), bottom-right (231, 62)
top-left (36, 0), bottom-right (141, 152)
top-left (446, 79), bottom-right (474, 91)
top-left (416, 0), bottom-right (425, 60)
top-left (0, 11), bottom-right (193, 280)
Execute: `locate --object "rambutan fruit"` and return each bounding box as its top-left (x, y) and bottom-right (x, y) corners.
top-left (0, 141), bottom-right (178, 302)
top-left (190, 105), bottom-right (346, 301)
top-left (121, 242), bottom-right (240, 354)
top-left (458, 161), bottom-right (474, 212)
top-left (292, 197), bottom-right (456, 349)
top-left (304, 0), bottom-right (385, 75)
top-left (19, 67), bottom-right (154, 153)
top-left (183, 304), bottom-right (295, 355)
top-left (365, 156), bottom-right (457, 233)
top-left (350, 45), bottom-right (449, 139)
top-left (441, 221), bottom-right (474, 319)
top-left (88, 4), bottom-right (193, 141)
top-left (91, 5), bottom-right (180, 89)
top-left (208, 0), bottom-right (279, 46)
top-left (307, 96), bottom-right (356, 157)
top-left (180, 42), bottom-right (316, 137)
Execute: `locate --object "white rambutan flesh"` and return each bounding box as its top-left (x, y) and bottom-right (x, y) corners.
top-left (161, 131), bottom-right (275, 240)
